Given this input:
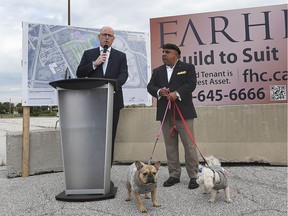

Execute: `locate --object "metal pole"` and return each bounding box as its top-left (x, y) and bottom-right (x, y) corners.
top-left (9, 98), bottom-right (11, 114)
top-left (68, 0), bottom-right (70, 25)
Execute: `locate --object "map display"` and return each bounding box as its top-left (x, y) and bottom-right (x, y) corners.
top-left (22, 22), bottom-right (151, 106)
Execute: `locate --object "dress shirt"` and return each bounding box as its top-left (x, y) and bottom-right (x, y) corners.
top-left (157, 61), bottom-right (181, 100)
top-left (166, 65), bottom-right (174, 82)
top-left (100, 46), bottom-right (111, 75)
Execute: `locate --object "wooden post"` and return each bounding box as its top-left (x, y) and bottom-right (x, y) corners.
top-left (22, 106), bottom-right (30, 177)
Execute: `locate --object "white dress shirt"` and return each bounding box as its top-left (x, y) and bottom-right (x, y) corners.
top-left (157, 61), bottom-right (181, 100)
top-left (100, 46), bottom-right (111, 75)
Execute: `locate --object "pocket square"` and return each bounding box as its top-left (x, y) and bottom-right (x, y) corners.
top-left (177, 71), bottom-right (187, 75)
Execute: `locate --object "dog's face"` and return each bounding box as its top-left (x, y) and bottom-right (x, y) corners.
top-left (196, 166), bottom-right (205, 185)
top-left (196, 166), bottom-right (215, 191)
top-left (135, 161), bottom-right (161, 185)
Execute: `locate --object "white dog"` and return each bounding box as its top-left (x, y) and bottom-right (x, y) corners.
top-left (196, 156), bottom-right (232, 203)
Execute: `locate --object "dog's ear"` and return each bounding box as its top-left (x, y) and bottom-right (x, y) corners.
top-left (135, 161), bottom-right (143, 170)
top-left (153, 161), bottom-right (161, 170)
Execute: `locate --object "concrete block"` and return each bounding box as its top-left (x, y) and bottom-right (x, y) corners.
top-left (6, 129), bottom-right (63, 178)
top-left (115, 104), bottom-right (287, 166)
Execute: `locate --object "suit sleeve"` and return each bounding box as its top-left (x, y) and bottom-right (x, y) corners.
top-left (147, 68), bottom-right (161, 98)
top-left (76, 50), bottom-right (94, 78)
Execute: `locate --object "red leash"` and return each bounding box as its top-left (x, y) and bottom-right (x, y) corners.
top-left (148, 100), bottom-right (171, 164)
top-left (169, 102), bottom-right (177, 138)
top-left (148, 99), bottom-right (209, 167)
top-left (173, 101), bottom-right (209, 166)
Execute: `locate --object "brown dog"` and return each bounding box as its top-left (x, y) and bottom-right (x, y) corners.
top-left (125, 161), bottom-right (161, 213)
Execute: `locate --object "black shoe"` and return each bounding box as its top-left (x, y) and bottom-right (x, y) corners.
top-left (188, 178), bottom-right (199, 189)
top-left (163, 177), bottom-right (180, 187)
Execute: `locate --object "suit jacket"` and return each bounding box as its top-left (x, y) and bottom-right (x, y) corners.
top-left (76, 47), bottom-right (128, 110)
top-left (147, 60), bottom-right (197, 121)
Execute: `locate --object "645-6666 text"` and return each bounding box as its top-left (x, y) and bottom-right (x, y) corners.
top-left (193, 88), bottom-right (265, 102)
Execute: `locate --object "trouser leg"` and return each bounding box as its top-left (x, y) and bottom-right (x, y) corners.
top-left (162, 115), bottom-right (181, 179)
top-left (111, 109), bottom-right (120, 166)
top-left (176, 119), bottom-right (199, 179)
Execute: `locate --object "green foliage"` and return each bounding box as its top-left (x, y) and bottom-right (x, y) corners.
top-left (0, 102), bottom-right (58, 118)
top-left (0, 102), bottom-right (13, 114)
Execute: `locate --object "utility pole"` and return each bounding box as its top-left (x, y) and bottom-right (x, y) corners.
top-left (68, 0), bottom-right (71, 25)
top-left (9, 98), bottom-right (11, 114)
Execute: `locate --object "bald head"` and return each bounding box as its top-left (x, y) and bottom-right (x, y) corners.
top-left (100, 26), bottom-right (114, 35)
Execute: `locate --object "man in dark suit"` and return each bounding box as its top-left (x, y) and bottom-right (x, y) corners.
top-left (147, 43), bottom-right (199, 189)
top-left (76, 26), bottom-right (128, 166)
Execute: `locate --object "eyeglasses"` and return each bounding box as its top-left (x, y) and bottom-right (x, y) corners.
top-left (100, 33), bottom-right (114, 38)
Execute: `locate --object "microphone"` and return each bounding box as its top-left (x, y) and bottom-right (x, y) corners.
top-left (103, 45), bottom-right (108, 53)
top-left (64, 67), bottom-right (71, 79)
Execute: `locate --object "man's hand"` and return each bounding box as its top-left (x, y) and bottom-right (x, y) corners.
top-left (167, 92), bottom-right (178, 101)
top-left (95, 53), bottom-right (107, 66)
top-left (159, 87), bottom-right (170, 97)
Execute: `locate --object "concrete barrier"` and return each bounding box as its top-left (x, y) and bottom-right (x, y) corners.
top-left (116, 104), bottom-right (287, 165)
top-left (6, 130), bottom-right (62, 178)
top-left (6, 104), bottom-right (287, 177)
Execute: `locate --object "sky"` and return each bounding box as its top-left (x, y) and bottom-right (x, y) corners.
top-left (0, 0), bottom-right (286, 104)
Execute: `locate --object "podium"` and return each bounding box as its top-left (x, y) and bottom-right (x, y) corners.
top-left (49, 78), bottom-right (117, 201)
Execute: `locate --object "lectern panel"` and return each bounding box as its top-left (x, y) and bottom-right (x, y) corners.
top-left (50, 79), bottom-right (116, 199)
top-left (58, 87), bottom-right (110, 195)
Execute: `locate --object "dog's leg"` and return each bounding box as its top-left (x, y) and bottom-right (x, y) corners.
top-left (151, 189), bottom-right (161, 207)
top-left (134, 191), bottom-right (147, 213)
top-left (208, 189), bottom-right (217, 203)
top-left (224, 186), bottom-right (232, 203)
top-left (203, 185), bottom-right (209, 194)
top-left (144, 193), bottom-right (150, 199)
top-left (125, 182), bottom-right (131, 202)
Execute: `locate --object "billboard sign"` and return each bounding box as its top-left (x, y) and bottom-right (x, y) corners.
top-left (150, 4), bottom-right (287, 105)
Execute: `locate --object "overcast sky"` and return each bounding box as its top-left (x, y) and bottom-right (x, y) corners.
top-left (0, 0), bottom-right (286, 104)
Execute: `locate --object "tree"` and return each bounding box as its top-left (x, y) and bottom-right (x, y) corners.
top-left (0, 102), bottom-right (4, 114)
top-left (15, 103), bottom-right (23, 114)
top-left (0, 101), bottom-right (57, 117)
top-left (0, 102), bottom-right (13, 114)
